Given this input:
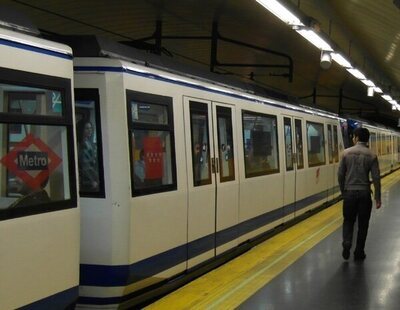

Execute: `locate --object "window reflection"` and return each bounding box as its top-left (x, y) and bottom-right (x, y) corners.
top-left (190, 102), bottom-right (211, 186)
top-left (0, 125), bottom-right (70, 210)
top-left (333, 125), bottom-right (339, 162)
top-left (242, 111), bottom-right (279, 177)
top-left (295, 119), bottom-right (304, 169)
top-left (132, 130), bottom-right (173, 189)
top-left (1, 83), bottom-right (63, 116)
top-left (127, 90), bottom-right (176, 196)
top-left (328, 125), bottom-right (333, 164)
top-left (284, 118), bottom-right (293, 171)
top-left (217, 106), bottom-right (235, 182)
top-left (307, 121), bottom-right (326, 167)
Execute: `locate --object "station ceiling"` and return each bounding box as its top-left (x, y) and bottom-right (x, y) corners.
top-left (1, 0), bottom-right (400, 128)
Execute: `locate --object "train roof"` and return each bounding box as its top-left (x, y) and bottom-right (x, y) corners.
top-left (54, 35), bottom-right (350, 121)
top-left (52, 35), bottom-right (297, 102)
top-left (343, 114), bottom-right (399, 132)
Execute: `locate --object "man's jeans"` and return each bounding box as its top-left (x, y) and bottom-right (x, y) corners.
top-left (342, 190), bottom-right (372, 253)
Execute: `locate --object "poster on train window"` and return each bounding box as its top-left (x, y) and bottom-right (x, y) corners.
top-left (143, 136), bottom-right (163, 180)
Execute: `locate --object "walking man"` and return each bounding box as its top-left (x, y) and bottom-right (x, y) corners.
top-left (338, 127), bottom-right (381, 261)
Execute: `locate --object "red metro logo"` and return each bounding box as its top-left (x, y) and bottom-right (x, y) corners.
top-left (0, 134), bottom-right (62, 190)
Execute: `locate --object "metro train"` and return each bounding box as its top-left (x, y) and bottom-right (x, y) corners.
top-left (341, 118), bottom-right (400, 174)
top-left (0, 25), bottom-right (79, 309)
top-left (1, 23), bottom-right (400, 309)
top-left (66, 37), bottom-right (400, 308)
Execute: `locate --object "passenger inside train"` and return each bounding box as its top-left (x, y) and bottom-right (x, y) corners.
top-left (8, 177), bottom-right (50, 209)
top-left (77, 120), bottom-right (99, 192)
top-left (133, 149), bottom-right (146, 186)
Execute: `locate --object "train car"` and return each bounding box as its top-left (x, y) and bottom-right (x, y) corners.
top-left (391, 131), bottom-right (400, 170)
top-left (0, 19), bottom-right (79, 309)
top-left (56, 36), bottom-right (349, 308)
top-left (340, 118), bottom-right (400, 174)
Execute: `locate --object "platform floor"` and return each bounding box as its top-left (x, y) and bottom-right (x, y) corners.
top-left (146, 170), bottom-right (400, 310)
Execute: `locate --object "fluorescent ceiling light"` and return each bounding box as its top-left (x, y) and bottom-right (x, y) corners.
top-left (255, 0), bottom-right (304, 26)
top-left (361, 79), bottom-right (375, 87)
top-left (346, 68), bottom-right (366, 80)
top-left (374, 87), bottom-right (383, 93)
top-left (367, 87), bottom-right (374, 97)
top-left (382, 94), bottom-right (393, 101)
top-left (389, 100), bottom-right (398, 105)
top-left (331, 53), bottom-right (352, 68)
top-left (295, 29), bottom-right (333, 51)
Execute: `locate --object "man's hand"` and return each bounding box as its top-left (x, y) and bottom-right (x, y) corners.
top-left (375, 200), bottom-right (382, 209)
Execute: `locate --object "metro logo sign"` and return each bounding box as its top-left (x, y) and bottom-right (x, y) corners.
top-left (0, 134), bottom-right (62, 190)
top-left (17, 151), bottom-right (48, 170)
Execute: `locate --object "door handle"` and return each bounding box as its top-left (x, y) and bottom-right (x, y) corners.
top-left (211, 157), bottom-right (219, 174)
top-left (211, 157), bottom-right (216, 173)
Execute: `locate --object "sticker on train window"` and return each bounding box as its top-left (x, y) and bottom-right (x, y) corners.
top-left (0, 133), bottom-right (61, 190)
top-left (0, 124), bottom-right (72, 212)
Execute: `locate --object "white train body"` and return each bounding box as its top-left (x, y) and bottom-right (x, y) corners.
top-left (71, 49), bottom-right (400, 308)
top-left (0, 28), bottom-right (79, 309)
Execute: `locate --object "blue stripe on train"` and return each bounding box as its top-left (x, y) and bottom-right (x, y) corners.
top-left (0, 38), bottom-right (72, 60)
top-left (80, 186), bottom-right (340, 289)
top-left (19, 286), bottom-right (78, 310)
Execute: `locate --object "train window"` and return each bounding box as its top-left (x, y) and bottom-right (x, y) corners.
top-left (126, 90), bottom-right (176, 196)
top-left (242, 111), bottom-right (279, 177)
top-left (397, 136), bottom-right (400, 162)
top-left (327, 125), bottom-right (333, 164)
top-left (378, 133), bottom-right (382, 155)
top-left (0, 69), bottom-right (76, 220)
top-left (284, 117), bottom-right (293, 171)
top-left (1, 83), bottom-right (63, 116)
top-left (131, 102), bottom-right (168, 125)
top-left (341, 120), bottom-right (352, 148)
top-left (75, 89), bottom-right (105, 198)
top-left (386, 134), bottom-right (390, 154)
top-left (295, 119), bottom-right (304, 169)
top-left (391, 135), bottom-right (393, 154)
top-left (306, 121), bottom-right (326, 167)
top-left (190, 102), bottom-right (211, 186)
top-left (333, 125), bottom-right (339, 162)
top-left (370, 132), bottom-right (376, 153)
top-left (217, 106), bottom-right (235, 182)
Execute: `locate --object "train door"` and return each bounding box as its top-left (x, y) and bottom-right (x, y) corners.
top-left (183, 97), bottom-right (239, 267)
top-left (212, 102), bottom-right (239, 255)
top-left (282, 116), bottom-right (304, 219)
top-left (327, 123), bottom-right (339, 200)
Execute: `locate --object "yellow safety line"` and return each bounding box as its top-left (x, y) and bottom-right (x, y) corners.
top-left (146, 170), bottom-right (400, 310)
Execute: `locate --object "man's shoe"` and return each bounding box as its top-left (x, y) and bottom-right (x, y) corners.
top-left (342, 247), bottom-right (350, 260)
top-left (354, 251), bottom-right (366, 261)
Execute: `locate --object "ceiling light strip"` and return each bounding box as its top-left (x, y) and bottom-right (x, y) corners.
top-left (255, 0), bottom-right (395, 109)
top-left (255, 0), bottom-right (304, 26)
